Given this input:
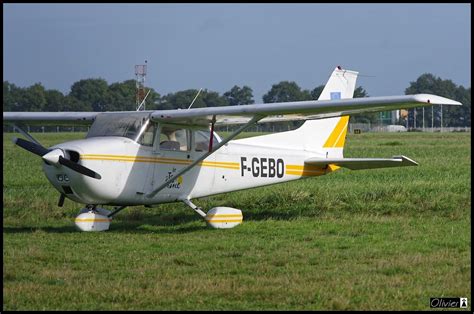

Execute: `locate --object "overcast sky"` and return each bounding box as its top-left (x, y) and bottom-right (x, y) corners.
top-left (3, 3), bottom-right (471, 102)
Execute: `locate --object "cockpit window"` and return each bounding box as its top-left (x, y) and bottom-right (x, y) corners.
top-left (160, 126), bottom-right (190, 151)
top-left (86, 112), bottom-right (150, 140)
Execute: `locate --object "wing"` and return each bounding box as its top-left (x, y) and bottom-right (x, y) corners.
top-left (150, 94), bottom-right (461, 127)
top-left (3, 112), bottom-right (100, 125)
top-left (305, 155), bottom-right (418, 170)
top-left (3, 94), bottom-right (460, 127)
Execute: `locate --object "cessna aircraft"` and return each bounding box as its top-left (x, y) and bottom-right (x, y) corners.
top-left (3, 66), bottom-right (462, 231)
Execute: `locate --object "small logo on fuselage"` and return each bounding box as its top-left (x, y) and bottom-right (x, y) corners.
top-left (240, 157), bottom-right (284, 178)
top-left (165, 168), bottom-right (182, 189)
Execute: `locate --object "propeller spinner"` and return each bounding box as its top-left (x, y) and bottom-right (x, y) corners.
top-left (13, 137), bottom-right (102, 180)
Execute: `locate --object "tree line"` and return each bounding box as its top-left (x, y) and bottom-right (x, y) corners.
top-left (3, 73), bottom-right (471, 129)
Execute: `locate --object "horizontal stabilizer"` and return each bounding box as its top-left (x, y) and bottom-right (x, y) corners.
top-left (305, 155), bottom-right (418, 170)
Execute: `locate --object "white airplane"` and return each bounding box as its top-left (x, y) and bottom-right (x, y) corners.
top-left (3, 66), bottom-right (462, 231)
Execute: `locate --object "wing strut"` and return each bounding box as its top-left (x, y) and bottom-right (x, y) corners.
top-left (13, 123), bottom-right (42, 146)
top-left (209, 115), bottom-right (216, 152)
top-left (146, 115), bottom-right (263, 199)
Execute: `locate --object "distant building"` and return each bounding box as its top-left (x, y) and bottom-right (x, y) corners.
top-left (379, 110), bottom-right (399, 125)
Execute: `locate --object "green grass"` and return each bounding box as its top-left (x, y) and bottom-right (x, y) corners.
top-left (3, 132), bottom-right (471, 310)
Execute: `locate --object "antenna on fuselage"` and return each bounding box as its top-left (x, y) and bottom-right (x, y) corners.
top-left (188, 88), bottom-right (203, 109)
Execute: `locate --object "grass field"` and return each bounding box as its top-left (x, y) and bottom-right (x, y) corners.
top-left (3, 131), bottom-right (471, 310)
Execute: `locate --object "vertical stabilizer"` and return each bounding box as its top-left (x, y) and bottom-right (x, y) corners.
top-left (318, 66), bottom-right (358, 100)
top-left (233, 66), bottom-right (358, 157)
top-left (296, 66), bottom-right (358, 156)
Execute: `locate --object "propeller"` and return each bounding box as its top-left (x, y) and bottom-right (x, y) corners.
top-left (12, 137), bottom-right (102, 180)
top-left (58, 155), bottom-right (101, 179)
top-left (13, 137), bottom-right (50, 157)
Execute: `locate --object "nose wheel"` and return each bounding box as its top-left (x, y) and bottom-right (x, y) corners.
top-left (75, 205), bottom-right (112, 232)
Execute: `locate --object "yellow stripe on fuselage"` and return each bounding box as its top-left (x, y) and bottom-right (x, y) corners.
top-left (80, 154), bottom-right (339, 177)
top-left (81, 154), bottom-right (240, 170)
top-left (285, 163), bottom-right (340, 177)
top-left (323, 116), bottom-right (349, 148)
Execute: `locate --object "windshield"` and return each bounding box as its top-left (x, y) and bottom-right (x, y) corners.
top-left (86, 112), bottom-right (151, 140)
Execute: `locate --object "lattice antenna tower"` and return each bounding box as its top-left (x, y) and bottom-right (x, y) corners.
top-left (135, 60), bottom-right (147, 111)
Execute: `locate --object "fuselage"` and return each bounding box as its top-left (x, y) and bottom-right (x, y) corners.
top-left (43, 134), bottom-right (338, 206)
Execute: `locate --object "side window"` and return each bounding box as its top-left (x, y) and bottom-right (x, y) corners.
top-left (160, 126), bottom-right (190, 151)
top-left (195, 131), bottom-right (208, 152)
top-left (137, 122), bottom-right (156, 147)
top-left (195, 130), bottom-right (219, 152)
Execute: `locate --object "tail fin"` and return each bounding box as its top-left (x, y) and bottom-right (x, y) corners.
top-left (234, 66), bottom-right (358, 157)
top-left (317, 66), bottom-right (358, 100)
top-left (294, 66), bottom-right (358, 156)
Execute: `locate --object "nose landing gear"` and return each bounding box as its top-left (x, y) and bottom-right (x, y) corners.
top-left (74, 205), bottom-right (112, 232)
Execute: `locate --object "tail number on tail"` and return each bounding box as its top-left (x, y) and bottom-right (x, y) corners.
top-left (240, 157), bottom-right (284, 178)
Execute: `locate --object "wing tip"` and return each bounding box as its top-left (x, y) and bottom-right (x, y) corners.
top-left (414, 94), bottom-right (462, 106)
